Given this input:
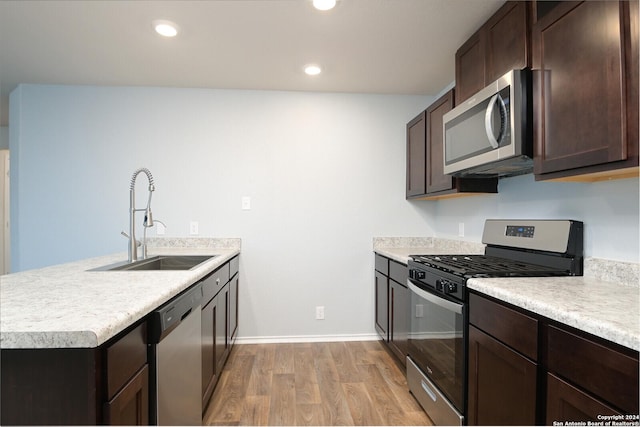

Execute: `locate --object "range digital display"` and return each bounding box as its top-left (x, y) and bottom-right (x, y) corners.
top-left (506, 225), bottom-right (535, 238)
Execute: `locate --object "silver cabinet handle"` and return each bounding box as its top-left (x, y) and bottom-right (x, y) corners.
top-left (485, 93), bottom-right (506, 149)
top-left (421, 380), bottom-right (437, 402)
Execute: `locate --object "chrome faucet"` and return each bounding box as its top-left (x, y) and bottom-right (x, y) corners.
top-left (128, 168), bottom-right (155, 262)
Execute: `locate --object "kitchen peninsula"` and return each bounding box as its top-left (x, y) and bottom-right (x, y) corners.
top-left (0, 238), bottom-right (240, 425)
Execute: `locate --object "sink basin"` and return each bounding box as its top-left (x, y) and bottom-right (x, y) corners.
top-left (94, 255), bottom-right (217, 271)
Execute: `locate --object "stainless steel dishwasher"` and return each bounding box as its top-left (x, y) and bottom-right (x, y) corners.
top-left (148, 283), bottom-right (203, 425)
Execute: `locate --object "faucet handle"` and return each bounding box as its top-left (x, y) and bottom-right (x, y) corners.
top-left (121, 231), bottom-right (141, 247)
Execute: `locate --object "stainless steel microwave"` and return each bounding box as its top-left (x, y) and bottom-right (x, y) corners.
top-left (443, 69), bottom-right (532, 177)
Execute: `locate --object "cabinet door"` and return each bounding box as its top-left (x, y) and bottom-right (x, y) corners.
top-left (533, 1), bottom-right (628, 176)
top-left (388, 279), bottom-right (408, 366)
top-left (104, 365), bottom-right (149, 426)
top-left (215, 285), bottom-right (229, 375)
top-left (455, 30), bottom-right (485, 105)
top-left (426, 89), bottom-right (455, 194)
top-left (467, 325), bottom-right (537, 425)
top-left (202, 298), bottom-right (215, 402)
top-left (547, 324), bottom-right (639, 414)
top-left (546, 373), bottom-right (621, 424)
top-left (229, 274), bottom-right (238, 342)
top-left (406, 112), bottom-right (426, 198)
top-left (374, 271), bottom-right (388, 339)
top-left (485, 1), bottom-right (530, 84)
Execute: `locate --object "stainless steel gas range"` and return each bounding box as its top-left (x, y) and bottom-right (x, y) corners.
top-left (406, 219), bottom-right (584, 425)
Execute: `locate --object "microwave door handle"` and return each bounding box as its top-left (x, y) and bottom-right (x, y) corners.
top-left (408, 281), bottom-right (463, 315)
top-left (484, 93), bottom-right (505, 149)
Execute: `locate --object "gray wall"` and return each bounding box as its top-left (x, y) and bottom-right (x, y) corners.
top-left (9, 84), bottom-right (639, 341)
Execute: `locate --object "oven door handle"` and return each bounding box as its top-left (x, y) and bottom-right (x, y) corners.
top-left (408, 281), bottom-right (463, 315)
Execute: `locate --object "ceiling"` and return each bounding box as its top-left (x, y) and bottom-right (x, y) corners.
top-left (0, 0), bottom-right (504, 127)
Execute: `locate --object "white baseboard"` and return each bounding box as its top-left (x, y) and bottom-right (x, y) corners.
top-left (235, 333), bottom-right (380, 344)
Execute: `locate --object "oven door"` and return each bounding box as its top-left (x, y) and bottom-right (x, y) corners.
top-left (407, 279), bottom-right (465, 425)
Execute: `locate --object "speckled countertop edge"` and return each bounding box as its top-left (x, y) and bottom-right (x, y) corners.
top-left (467, 277), bottom-right (640, 351)
top-left (0, 238), bottom-right (240, 349)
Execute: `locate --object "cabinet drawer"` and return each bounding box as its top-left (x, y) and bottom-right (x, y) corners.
top-left (546, 372), bottom-right (620, 423)
top-left (105, 322), bottom-right (147, 400)
top-left (375, 254), bottom-right (389, 275)
top-left (547, 325), bottom-right (639, 414)
top-left (202, 263), bottom-right (230, 305)
top-left (469, 292), bottom-right (538, 360)
top-left (389, 260), bottom-right (408, 286)
top-left (230, 255), bottom-right (239, 278)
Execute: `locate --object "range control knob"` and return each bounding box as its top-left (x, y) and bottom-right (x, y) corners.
top-left (436, 279), bottom-right (457, 294)
top-left (411, 270), bottom-right (426, 280)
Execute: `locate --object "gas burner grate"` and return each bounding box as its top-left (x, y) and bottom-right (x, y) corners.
top-left (410, 254), bottom-right (565, 277)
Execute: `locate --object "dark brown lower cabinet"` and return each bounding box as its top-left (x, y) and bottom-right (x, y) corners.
top-left (104, 364), bottom-right (149, 425)
top-left (202, 284), bottom-right (230, 408)
top-left (215, 285), bottom-right (229, 375)
top-left (467, 324), bottom-right (537, 425)
top-left (201, 294), bottom-right (217, 405)
top-left (0, 321), bottom-right (148, 426)
top-left (229, 272), bottom-right (239, 342)
top-left (201, 255), bottom-right (240, 413)
top-left (388, 278), bottom-right (409, 363)
top-left (546, 323), bottom-right (639, 418)
top-left (546, 373), bottom-right (620, 424)
top-left (468, 291), bottom-right (640, 426)
top-left (374, 270), bottom-right (388, 338)
top-left (374, 254), bottom-right (409, 367)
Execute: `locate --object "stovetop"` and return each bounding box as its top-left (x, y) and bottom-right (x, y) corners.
top-left (409, 254), bottom-right (570, 279)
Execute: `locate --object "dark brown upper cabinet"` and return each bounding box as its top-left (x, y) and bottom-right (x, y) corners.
top-left (406, 89), bottom-right (498, 200)
top-left (455, 1), bottom-right (531, 105)
top-left (532, 0), bottom-right (639, 182)
top-left (406, 111), bottom-right (427, 198)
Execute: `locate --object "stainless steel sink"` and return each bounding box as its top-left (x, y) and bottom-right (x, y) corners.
top-left (93, 255), bottom-right (216, 271)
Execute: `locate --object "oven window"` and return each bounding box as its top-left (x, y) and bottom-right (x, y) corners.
top-left (408, 284), bottom-right (465, 412)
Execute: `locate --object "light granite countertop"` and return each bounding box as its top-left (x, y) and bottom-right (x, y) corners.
top-left (374, 237), bottom-right (640, 352)
top-left (0, 239), bottom-right (240, 349)
top-left (467, 276), bottom-right (639, 351)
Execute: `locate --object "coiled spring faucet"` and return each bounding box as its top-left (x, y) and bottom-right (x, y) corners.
top-left (128, 167), bottom-right (155, 262)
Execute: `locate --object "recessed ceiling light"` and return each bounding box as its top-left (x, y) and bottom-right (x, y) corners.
top-left (312, 0), bottom-right (337, 11)
top-left (152, 20), bottom-right (179, 37)
top-left (304, 64), bottom-right (322, 76)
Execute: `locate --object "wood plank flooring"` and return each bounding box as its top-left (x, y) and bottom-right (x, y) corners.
top-left (203, 340), bottom-right (434, 426)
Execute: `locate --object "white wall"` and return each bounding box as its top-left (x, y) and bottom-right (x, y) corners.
top-left (9, 84), bottom-right (639, 340)
top-left (9, 84), bottom-right (436, 340)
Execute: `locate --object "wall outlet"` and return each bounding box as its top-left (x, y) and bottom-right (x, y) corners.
top-left (458, 222), bottom-right (465, 237)
top-left (242, 196), bottom-right (251, 210)
top-left (315, 306), bottom-right (325, 320)
top-left (189, 221), bottom-right (199, 235)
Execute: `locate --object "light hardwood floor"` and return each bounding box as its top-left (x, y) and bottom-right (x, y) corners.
top-left (203, 340), bottom-right (434, 426)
